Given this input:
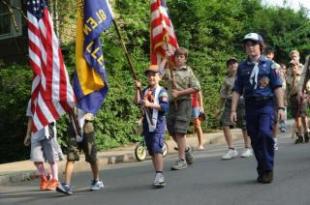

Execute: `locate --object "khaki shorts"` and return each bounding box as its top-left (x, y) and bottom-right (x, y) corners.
top-left (167, 99), bottom-right (192, 135)
top-left (220, 99), bottom-right (246, 130)
top-left (66, 121), bottom-right (97, 164)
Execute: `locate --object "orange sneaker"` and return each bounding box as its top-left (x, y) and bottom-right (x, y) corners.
top-left (40, 176), bottom-right (49, 191)
top-left (46, 179), bottom-right (58, 191)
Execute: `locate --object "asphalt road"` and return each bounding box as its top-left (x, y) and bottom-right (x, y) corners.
top-left (1, 132), bottom-right (310, 205)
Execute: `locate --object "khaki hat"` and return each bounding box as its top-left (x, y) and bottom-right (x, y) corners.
top-left (226, 57), bottom-right (238, 66)
top-left (144, 65), bottom-right (159, 75)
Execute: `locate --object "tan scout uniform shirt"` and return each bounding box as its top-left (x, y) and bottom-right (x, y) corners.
top-left (161, 65), bottom-right (201, 101)
top-left (220, 75), bottom-right (235, 100)
top-left (286, 74), bottom-right (303, 97)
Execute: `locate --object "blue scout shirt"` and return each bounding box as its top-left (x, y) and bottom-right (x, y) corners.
top-left (233, 56), bottom-right (282, 99)
top-left (141, 87), bottom-right (169, 134)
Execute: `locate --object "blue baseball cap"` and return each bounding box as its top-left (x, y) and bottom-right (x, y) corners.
top-left (242, 33), bottom-right (264, 44)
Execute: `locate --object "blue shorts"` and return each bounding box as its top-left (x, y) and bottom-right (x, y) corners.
top-left (192, 107), bottom-right (200, 119)
top-left (143, 119), bottom-right (165, 156)
top-left (144, 132), bottom-right (164, 156)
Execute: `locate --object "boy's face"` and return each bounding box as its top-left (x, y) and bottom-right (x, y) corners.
top-left (266, 52), bottom-right (274, 60)
top-left (228, 62), bottom-right (238, 73)
top-left (290, 53), bottom-right (300, 62)
top-left (245, 40), bottom-right (261, 57)
top-left (146, 72), bottom-right (160, 87)
top-left (175, 54), bottom-right (187, 67)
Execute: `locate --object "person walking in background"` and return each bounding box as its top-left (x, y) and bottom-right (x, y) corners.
top-left (231, 33), bottom-right (284, 184)
top-left (286, 60), bottom-right (310, 144)
top-left (24, 101), bottom-right (62, 191)
top-left (265, 47), bottom-right (282, 150)
top-left (191, 91), bottom-right (205, 150)
top-left (219, 57), bottom-right (252, 160)
top-left (278, 63), bottom-right (288, 133)
top-left (134, 65), bottom-right (169, 188)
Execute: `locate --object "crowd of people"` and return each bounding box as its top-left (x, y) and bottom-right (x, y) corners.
top-left (23, 32), bottom-right (309, 194)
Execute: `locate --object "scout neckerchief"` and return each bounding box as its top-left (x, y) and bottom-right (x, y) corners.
top-left (250, 62), bottom-right (259, 89)
top-left (144, 86), bottom-right (161, 132)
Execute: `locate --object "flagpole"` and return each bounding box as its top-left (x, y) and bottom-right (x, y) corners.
top-left (112, 19), bottom-right (138, 81)
top-left (112, 19), bottom-right (153, 125)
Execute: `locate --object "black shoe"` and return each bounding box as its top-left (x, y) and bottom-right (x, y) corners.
top-left (257, 175), bottom-right (263, 183)
top-left (295, 136), bottom-right (303, 144)
top-left (261, 171), bottom-right (273, 184)
top-left (304, 132), bottom-right (309, 143)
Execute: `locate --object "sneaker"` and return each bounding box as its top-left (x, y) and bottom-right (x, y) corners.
top-left (171, 159), bottom-right (187, 170)
top-left (185, 146), bottom-right (194, 165)
top-left (197, 145), bottom-right (205, 151)
top-left (90, 180), bottom-right (104, 191)
top-left (40, 176), bottom-right (49, 191)
top-left (221, 149), bottom-right (238, 160)
top-left (274, 142), bottom-right (279, 151)
top-left (240, 148), bottom-right (253, 158)
top-left (46, 179), bottom-right (58, 191)
top-left (153, 173), bottom-right (166, 188)
top-left (56, 182), bottom-right (73, 195)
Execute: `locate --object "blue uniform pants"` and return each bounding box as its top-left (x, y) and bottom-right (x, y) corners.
top-left (245, 100), bottom-right (275, 175)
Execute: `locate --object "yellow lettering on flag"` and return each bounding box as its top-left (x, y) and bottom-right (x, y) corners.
top-left (76, 7), bottom-right (105, 96)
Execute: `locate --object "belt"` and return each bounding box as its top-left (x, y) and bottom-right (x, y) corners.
top-left (245, 96), bottom-right (273, 102)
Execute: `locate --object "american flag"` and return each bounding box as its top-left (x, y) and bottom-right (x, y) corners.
top-left (150, 0), bottom-right (179, 65)
top-left (27, 0), bottom-right (75, 132)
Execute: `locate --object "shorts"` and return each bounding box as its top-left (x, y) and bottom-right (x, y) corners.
top-left (66, 121), bottom-right (97, 164)
top-left (167, 99), bottom-right (192, 135)
top-left (289, 95), bottom-right (308, 118)
top-left (31, 137), bottom-right (60, 163)
top-left (192, 107), bottom-right (202, 126)
top-left (220, 99), bottom-right (246, 130)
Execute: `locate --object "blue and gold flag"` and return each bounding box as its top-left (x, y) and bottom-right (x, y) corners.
top-left (74, 0), bottom-right (113, 114)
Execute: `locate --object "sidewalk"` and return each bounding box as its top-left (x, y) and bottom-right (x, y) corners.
top-left (0, 129), bottom-right (242, 185)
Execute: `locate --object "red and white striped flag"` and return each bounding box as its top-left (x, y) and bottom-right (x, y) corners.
top-left (27, 0), bottom-right (75, 132)
top-left (150, 0), bottom-right (179, 65)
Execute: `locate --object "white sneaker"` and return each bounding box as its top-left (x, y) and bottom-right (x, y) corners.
top-left (221, 149), bottom-right (238, 160)
top-left (153, 173), bottom-right (166, 188)
top-left (90, 180), bottom-right (104, 191)
top-left (240, 148), bottom-right (253, 158)
top-left (274, 138), bottom-right (279, 151)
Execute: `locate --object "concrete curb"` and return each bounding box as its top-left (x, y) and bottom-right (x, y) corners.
top-left (0, 129), bottom-right (242, 185)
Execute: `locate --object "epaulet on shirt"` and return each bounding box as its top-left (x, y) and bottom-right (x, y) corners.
top-left (271, 62), bottom-right (280, 70)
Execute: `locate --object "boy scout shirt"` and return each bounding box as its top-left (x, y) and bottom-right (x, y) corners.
top-left (220, 75), bottom-right (236, 100)
top-left (161, 65), bottom-right (201, 101)
top-left (233, 56), bottom-right (282, 99)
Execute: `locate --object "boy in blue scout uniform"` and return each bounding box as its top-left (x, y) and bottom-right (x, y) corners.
top-left (230, 33), bottom-right (285, 184)
top-left (135, 65), bottom-right (169, 188)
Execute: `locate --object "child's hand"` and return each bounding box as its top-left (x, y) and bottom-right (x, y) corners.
top-left (143, 99), bottom-right (152, 108)
top-left (24, 135), bottom-right (31, 146)
top-left (135, 81), bottom-right (142, 89)
top-left (172, 89), bottom-right (180, 98)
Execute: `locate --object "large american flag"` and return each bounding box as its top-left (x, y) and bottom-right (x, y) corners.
top-left (150, 0), bottom-right (178, 65)
top-left (27, 0), bottom-right (75, 132)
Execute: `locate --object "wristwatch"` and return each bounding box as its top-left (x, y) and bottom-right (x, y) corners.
top-left (278, 107), bottom-right (285, 111)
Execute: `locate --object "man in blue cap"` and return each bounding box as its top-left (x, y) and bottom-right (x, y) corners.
top-left (230, 33), bottom-right (285, 183)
